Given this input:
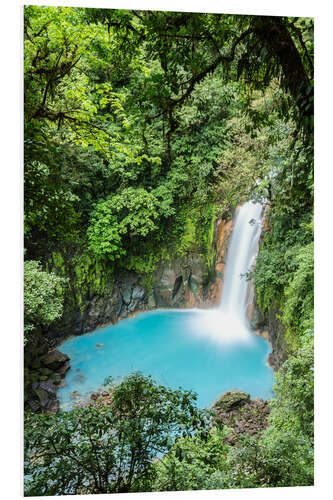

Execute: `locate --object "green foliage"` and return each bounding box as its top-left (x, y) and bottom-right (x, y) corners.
top-left (254, 210), bottom-right (313, 348)
top-left (282, 241), bottom-right (314, 338)
top-left (24, 6), bottom-right (131, 154)
top-left (268, 334), bottom-right (314, 439)
top-left (24, 7), bottom-right (314, 494)
top-left (87, 187), bottom-right (160, 259)
top-left (177, 216), bottom-right (197, 256)
top-left (24, 260), bottom-right (67, 341)
top-left (24, 373), bottom-right (210, 495)
top-left (227, 431), bottom-right (313, 488)
top-left (153, 425), bottom-right (231, 491)
top-left (253, 117), bottom-right (313, 327)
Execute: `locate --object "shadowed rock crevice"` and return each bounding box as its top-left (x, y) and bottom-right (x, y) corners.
top-left (172, 275), bottom-right (183, 300)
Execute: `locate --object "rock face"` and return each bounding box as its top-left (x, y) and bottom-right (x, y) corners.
top-left (247, 289), bottom-right (288, 372)
top-left (204, 218), bottom-right (233, 305)
top-left (25, 214), bottom-right (237, 414)
top-left (44, 217), bottom-right (234, 347)
top-left (245, 203), bottom-right (288, 371)
top-left (212, 390), bottom-right (270, 445)
top-left (266, 305), bottom-right (288, 370)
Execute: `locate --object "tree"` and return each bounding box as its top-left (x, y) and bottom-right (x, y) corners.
top-left (87, 187), bottom-right (161, 259)
top-left (24, 260), bottom-right (67, 343)
top-left (85, 10), bottom-right (313, 147)
top-left (24, 373), bottom-right (210, 495)
top-left (153, 425), bottom-right (231, 491)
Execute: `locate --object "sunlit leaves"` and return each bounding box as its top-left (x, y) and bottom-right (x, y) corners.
top-left (24, 373), bottom-right (209, 495)
top-left (24, 260), bottom-right (67, 341)
top-left (87, 188), bottom-right (160, 259)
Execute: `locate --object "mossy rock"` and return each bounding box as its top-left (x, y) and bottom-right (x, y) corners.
top-left (40, 367), bottom-right (53, 376)
top-left (214, 390), bottom-right (250, 412)
top-left (29, 372), bottom-right (40, 382)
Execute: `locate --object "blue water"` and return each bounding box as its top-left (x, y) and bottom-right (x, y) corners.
top-left (58, 308), bottom-right (273, 409)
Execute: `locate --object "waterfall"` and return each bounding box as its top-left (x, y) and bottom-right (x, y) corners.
top-left (191, 200), bottom-right (263, 344)
top-left (219, 201), bottom-right (263, 320)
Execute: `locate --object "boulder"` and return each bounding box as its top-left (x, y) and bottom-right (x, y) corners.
top-left (41, 349), bottom-right (70, 370)
top-left (213, 390), bottom-right (250, 412)
top-left (57, 361), bottom-right (70, 378)
top-left (153, 268), bottom-right (177, 306)
top-left (39, 380), bottom-right (56, 396)
top-left (34, 388), bottom-right (50, 408)
top-left (148, 292), bottom-right (156, 309)
top-left (27, 400), bottom-right (40, 412)
top-left (70, 390), bottom-right (80, 400)
top-left (46, 399), bottom-right (60, 413)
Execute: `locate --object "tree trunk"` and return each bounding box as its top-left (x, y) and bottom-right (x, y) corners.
top-left (251, 16), bottom-right (313, 119)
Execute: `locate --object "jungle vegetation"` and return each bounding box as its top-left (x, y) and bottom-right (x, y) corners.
top-left (24, 6), bottom-right (314, 494)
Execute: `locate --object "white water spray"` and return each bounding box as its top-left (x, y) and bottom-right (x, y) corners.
top-left (192, 201), bottom-right (263, 345)
top-left (219, 201), bottom-right (263, 316)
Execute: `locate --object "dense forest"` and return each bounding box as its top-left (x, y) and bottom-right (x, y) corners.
top-left (24, 6), bottom-right (314, 495)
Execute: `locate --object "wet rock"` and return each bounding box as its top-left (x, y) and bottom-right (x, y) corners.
top-left (121, 288), bottom-right (132, 306)
top-left (153, 268), bottom-right (177, 306)
top-left (88, 297), bottom-right (106, 319)
top-left (128, 298), bottom-right (140, 312)
top-left (41, 349), bottom-right (70, 370)
top-left (57, 361), bottom-right (70, 378)
top-left (148, 292), bottom-right (156, 308)
top-left (132, 285), bottom-right (145, 300)
top-left (47, 399), bottom-right (60, 413)
top-left (27, 400), bottom-right (40, 412)
top-left (70, 390), bottom-right (80, 400)
top-left (96, 343), bottom-right (104, 348)
top-left (34, 388), bottom-right (50, 408)
top-left (90, 392), bottom-right (99, 401)
top-left (267, 305), bottom-right (288, 370)
top-left (39, 380), bottom-right (56, 396)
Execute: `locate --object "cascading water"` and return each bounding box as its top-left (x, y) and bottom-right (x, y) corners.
top-left (193, 201), bottom-right (263, 344)
top-left (219, 201), bottom-right (263, 316)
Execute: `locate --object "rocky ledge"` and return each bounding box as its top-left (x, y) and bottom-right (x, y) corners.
top-left (211, 390), bottom-right (270, 445)
top-left (25, 349), bottom-right (70, 414)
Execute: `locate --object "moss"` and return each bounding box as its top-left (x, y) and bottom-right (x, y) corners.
top-left (139, 273), bottom-right (155, 295)
top-left (41, 203), bottom-right (218, 330)
top-left (215, 391), bottom-right (250, 412)
top-left (202, 203), bottom-right (216, 271)
top-left (177, 217), bottom-right (197, 256)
